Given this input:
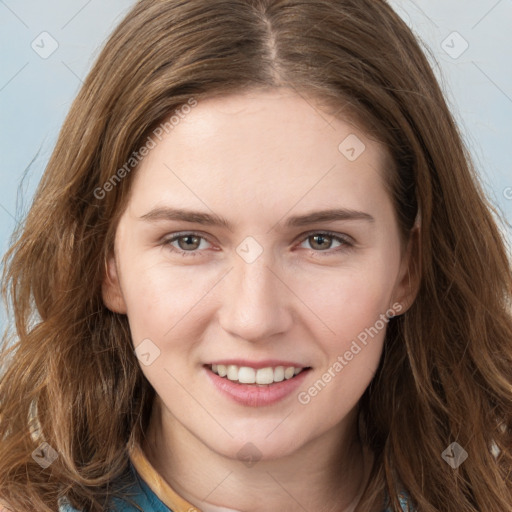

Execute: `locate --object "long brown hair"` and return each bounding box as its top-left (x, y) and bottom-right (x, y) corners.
top-left (1, 1), bottom-right (511, 510)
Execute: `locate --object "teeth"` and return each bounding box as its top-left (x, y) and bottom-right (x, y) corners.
top-left (256, 367), bottom-right (274, 385)
top-left (284, 367), bottom-right (295, 379)
top-left (238, 366), bottom-right (256, 384)
top-left (227, 365), bottom-right (238, 380)
top-left (210, 364), bottom-right (305, 384)
top-left (274, 366), bottom-right (285, 382)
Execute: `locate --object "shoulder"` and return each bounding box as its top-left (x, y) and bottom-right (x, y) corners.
top-left (58, 461), bottom-right (172, 512)
top-left (58, 492), bottom-right (164, 512)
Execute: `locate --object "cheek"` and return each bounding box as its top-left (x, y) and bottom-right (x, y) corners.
top-left (118, 253), bottom-right (218, 346)
top-left (299, 257), bottom-right (398, 344)
top-left (118, 258), bottom-right (217, 396)
top-left (294, 271), bottom-right (393, 417)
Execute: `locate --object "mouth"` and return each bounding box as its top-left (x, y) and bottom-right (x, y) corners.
top-left (205, 363), bottom-right (312, 385)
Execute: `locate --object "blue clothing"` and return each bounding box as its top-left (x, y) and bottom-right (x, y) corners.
top-left (59, 462), bottom-right (170, 512)
top-left (60, 460), bottom-right (413, 511)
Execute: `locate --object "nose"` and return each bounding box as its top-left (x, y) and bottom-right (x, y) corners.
top-left (218, 253), bottom-right (294, 343)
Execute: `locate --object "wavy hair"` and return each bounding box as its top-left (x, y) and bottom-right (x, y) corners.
top-left (1, 0), bottom-right (511, 510)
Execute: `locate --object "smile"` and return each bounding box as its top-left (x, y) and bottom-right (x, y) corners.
top-left (208, 364), bottom-right (310, 385)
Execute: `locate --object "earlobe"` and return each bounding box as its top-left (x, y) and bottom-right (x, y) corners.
top-left (101, 254), bottom-right (128, 314)
top-left (393, 226), bottom-right (421, 315)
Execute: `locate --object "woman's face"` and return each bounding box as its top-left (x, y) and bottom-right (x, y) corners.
top-left (103, 88), bottom-right (416, 460)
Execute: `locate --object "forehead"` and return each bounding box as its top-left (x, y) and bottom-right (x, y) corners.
top-left (127, 88), bottom-right (391, 218)
top-left (166, 88), bottom-right (366, 149)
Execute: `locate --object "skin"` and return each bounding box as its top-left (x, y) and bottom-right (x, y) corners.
top-left (103, 88), bottom-right (419, 512)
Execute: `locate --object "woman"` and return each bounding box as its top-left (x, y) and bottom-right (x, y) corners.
top-left (1, 1), bottom-right (511, 511)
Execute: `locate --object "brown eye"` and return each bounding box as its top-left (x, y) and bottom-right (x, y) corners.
top-left (299, 232), bottom-right (353, 254)
top-left (164, 232), bottom-right (212, 256)
top-left (176, 234), bottom-right (202, 251)
top-left (308, 234), bottom-right (334, 251)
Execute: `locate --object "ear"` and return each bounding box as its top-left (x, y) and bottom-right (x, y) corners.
top-left (391, 224), bottom-right (421, 315)
top-left (102, 253), bottom-right (128, 314)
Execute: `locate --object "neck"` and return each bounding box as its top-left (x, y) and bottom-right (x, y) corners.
top-left (142, 397), bottom-right (373, 512)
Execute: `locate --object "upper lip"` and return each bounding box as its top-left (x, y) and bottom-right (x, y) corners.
top-left (206, 359), bottom-right (310, 370)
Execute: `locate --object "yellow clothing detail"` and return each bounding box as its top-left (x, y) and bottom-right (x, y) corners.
top-left (128, 441), bottom-right (201, 512)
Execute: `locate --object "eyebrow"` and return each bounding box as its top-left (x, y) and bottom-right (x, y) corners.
top-left (139, 207), bottom-right (374, 230)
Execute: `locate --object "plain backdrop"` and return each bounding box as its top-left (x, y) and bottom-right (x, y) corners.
top-left (0, 0), bottom-right (511, 329)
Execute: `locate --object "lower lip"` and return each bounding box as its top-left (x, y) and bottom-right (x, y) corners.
top-left (204, 366), bottom-right (311, 407)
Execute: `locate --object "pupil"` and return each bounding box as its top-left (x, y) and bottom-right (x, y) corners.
top-left (181, 235), bottom-right (199, 250)
top-left (313, 235), bottom-right (330, 250)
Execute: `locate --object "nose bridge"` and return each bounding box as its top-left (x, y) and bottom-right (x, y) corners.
top-left (219, 247), bottom-right (292, 341)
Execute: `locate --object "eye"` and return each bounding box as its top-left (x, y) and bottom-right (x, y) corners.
top-left (298, 232), bottom-right (353, 254)
top-left (162, 231), bottom-right (354, 258)
top-left (163, 232), bottom-right (213, 256)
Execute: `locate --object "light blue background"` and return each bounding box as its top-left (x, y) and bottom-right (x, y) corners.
top-left (1, 1), bottom-right (511, 329)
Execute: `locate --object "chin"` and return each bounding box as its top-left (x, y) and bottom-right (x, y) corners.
top-left (203, 424), bottom-right (311, 463)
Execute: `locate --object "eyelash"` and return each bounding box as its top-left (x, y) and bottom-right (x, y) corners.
top-left (162, 231), bottom-right (354, 258)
